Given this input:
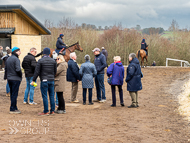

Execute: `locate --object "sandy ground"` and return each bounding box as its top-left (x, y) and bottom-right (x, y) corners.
top-left (0, 67), bottom-right (190, 143)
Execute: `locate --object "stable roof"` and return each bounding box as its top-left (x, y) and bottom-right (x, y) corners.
top-left (0, 5), bottom-right (51, 35)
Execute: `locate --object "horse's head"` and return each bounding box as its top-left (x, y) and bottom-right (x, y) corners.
top-left (75, 41), bottom-right (83, 52)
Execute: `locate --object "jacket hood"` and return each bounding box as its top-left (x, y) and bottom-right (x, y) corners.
top-left (131, 58), bottom-right (140, 64)
top-left (115, 61), bottom-right (123, 66)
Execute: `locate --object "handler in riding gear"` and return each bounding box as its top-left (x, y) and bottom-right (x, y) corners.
top-left (141, 39), bottom-right (148, 55)
top-left (56, 34), bottom-right (67, 54)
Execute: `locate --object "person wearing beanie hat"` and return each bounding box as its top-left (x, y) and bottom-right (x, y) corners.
top-left (43, 47), bottom-right (50, 55)
top-left (141, 38), bottom-right (148, 55)
top-left (6, 46), bottom-right (22, 114)
top-left (55, 33), bottom-right (67, 54)
top-left (32, 47), bottom-right (57, 116)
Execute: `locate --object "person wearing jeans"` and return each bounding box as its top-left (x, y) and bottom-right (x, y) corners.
top-left (93, 48), bottom-right (107, 103)
top-left (6, 47), bottom-right (22, 114)
top-left (22, 47), bottom-right (37, 105)
top-left (107, 56), bottom-right (124, 107)
top-left (32, 47), bottom-right (57, 116)
top-left (23, 77), bottom-right (36, 104)
top-left (79, 55), bottom-right (97, 105)
top-left (40, 81), bottom-right (55, 113)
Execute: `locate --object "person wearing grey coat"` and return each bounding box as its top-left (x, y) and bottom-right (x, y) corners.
top-left (79, 55), bottom-right (97, 105)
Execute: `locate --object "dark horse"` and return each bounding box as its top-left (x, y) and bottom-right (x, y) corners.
top-left (35, 42), bottom-right (83, 62)
top-left (136, 45), bottom-right (148, 67)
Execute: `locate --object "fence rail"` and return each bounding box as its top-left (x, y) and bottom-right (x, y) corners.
top-left (166, 58), bottom-right (190, 67)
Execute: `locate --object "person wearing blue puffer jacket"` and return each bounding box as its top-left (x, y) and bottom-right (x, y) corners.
top-left (125, 53), bottom-right (143, 108)
top-left (107, 56), bottom-right (124, 107)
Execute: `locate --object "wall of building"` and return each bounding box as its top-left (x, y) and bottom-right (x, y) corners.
top-left (11, 35), bottom-right (41, 63)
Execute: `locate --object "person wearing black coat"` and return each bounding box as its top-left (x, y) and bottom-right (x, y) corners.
top-left (22, 48), bottom-right (37, 105)
top-left (6, 47), bottom-right (22, 114)
top-left (32, 48), bottom-right (57, 116)
top-left (125, 53), bottom-right (143, 108)
top-left (66, 52), bottom-right (80, 103)
top-left (141, 39), bottom-right (148, 55)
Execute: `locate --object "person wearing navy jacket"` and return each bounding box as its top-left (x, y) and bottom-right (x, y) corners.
top-left (125, 53), bottom-right (143, 108)
top-left (93, 48), bottom-right (107, 103)
top-left (107, 56), bottom-right (124, 107)
top-left (141, 38), bottom-right (148, 55)
top-left (67, 52), bottom-right (81, 103)
top-left (55, 33), bottom-right (67, 54)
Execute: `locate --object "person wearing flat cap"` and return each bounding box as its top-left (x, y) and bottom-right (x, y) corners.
top-left (92, 47), bottom-right (107, 103)
top-left (56, 33), bottom-right (67, 54)
top-left (32, 47), bottom-right (57, 116)
top-left (6, 46), bottom-right (22, 114)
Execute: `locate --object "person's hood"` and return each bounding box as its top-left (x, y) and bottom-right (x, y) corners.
top-left (131, 58), bottom-right (139, 64)
top-left (115, 61), bottom-right (123, 66)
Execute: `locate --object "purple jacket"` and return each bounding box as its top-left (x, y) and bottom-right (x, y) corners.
top-left (107, 62), bottom-right (124, 85)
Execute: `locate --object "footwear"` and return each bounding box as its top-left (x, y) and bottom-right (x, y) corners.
top-left (63, 110), bottom-right (66, 114)
top-left (50, 111), bottom-right (55, 115)
top-left (29, 102), bottom-right (37, 105)
top-left (56, 104), bottom-right (59, 108)
top-left (71, 99), bottom-right (79, 103)
top-left (38, 112), bottom-right (49, 116)
top-left (93, 99), bottom-right (100, 102)
top-left (99, 99), bottom-right (106, 103)
top-left (83, 102), bottom-right (86, 105)
top-left (9, 110), bottom-right (21, 114)
top-left (6, 93), bottom-right (10, 97)
top-left (121, 103), bottom-right (125, 107)
top-left (57, 110), bottom-right (65, 114)
top-left (23, 101), bottom-right (28, 104)
top-left (137, 105), bottom-right (139, 107)
top-left (128, 105), bottom-right (137, 108)
top-left (110, 104), bottom-right (116, 107)
top-left (88, 102), bottom-right (94, 105)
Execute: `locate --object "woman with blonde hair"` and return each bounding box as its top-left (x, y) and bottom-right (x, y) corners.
top-left (107, 56), bottom-right (124, 107)
top-left (55, 55), bottom-right (68, 114)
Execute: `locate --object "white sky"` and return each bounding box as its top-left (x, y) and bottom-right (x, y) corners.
top-left (1, 0), bottom-right (190, 30)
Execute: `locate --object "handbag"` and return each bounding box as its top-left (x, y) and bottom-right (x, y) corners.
top-left (107, 63), bottom-right (116, 85)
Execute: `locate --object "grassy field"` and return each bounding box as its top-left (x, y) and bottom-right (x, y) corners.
top-left (161, 31), bottom-right (173, 38)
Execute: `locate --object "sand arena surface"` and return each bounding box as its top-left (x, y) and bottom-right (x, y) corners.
top-left (0, 67), bottom-right (190, 143)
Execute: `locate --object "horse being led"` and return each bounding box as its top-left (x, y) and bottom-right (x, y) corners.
top-left (36, 42), bottom-right (83, 62)
top-left (136, 45), bottom-right (148, 68)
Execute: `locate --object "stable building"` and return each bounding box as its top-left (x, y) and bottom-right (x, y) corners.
top-left (0, 5), bottom-right (51, 62)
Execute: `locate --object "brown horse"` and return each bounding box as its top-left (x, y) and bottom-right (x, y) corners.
top-left (36, 42), bottom-right (83, 62)
top-left (136, 46), bottom-right (148, 67)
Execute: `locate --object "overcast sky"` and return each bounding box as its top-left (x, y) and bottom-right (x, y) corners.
top-left (1, 0), bottom-right (190, 30)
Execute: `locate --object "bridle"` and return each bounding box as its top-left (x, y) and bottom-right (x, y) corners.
top-left (66, 43), bottom-right (81, 53)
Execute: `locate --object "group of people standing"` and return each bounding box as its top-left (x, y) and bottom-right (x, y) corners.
top-left (3, 41), bottom-right (143, 115)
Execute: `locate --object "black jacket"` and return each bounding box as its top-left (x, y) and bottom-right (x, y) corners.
top-left (22, 53), bottom-right (37, 77)
top-left (6, 53), bottom-right (22, 81)
top-left (2, 54), bottom-right (10, 80)
top-left (33, 56), bottom-right (57, 81)
top-left (102, 49), bottom-right (108, 61)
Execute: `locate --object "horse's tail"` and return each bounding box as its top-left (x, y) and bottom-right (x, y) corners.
top-left (35, 51), bottom-right (43, 57)
top-left (137, 50), bottom-right (140, 59)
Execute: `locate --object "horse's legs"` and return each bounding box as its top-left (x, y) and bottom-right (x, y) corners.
top-left (145, 56), bottom-right (148, 67)
top-left (141, 57), bottom-right (144, 68)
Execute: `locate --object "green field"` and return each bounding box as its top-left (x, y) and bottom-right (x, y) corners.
top-left (161, 31), bottom-right (173, 38)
